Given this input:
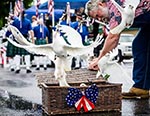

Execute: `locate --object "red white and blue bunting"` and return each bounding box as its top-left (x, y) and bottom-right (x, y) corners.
top-left (66, 84), bottom-right (99, 112)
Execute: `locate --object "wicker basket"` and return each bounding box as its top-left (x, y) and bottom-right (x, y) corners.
top-left (37, 69), bottom-right (122, 116)
top-left (36, 68), bottom-right (99, 85)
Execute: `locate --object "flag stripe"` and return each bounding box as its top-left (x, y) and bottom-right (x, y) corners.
top-left (14, 0), bottom-right (23, 17)
top-left (36, 0), bottom-right (41, 17)
top-left (48, 0), bottom-right (54, 16)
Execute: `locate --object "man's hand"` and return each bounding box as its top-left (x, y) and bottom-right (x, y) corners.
top-left (88, 58), bottom-right (99, 71)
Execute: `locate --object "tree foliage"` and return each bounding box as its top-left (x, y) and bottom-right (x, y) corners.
top-left (0, 0), bottom-right (33, 29)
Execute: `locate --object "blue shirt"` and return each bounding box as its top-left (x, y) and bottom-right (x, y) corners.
top-left (12, 18), bottom-right (32, 36)
top-left (33, 24), bottom-right (49, 39)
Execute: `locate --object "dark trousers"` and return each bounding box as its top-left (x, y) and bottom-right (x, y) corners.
top-left (131, 10), bottom-right (150, 90)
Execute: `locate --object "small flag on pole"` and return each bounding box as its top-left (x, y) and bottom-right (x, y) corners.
top-left (14, 0), bottom-right (22, 17)
top-left (48, 0), bottom-right (54, 16)
top-left (14, 0), bottom-right (24, 28)
top-left (36, 0), bottom-right (41, 18)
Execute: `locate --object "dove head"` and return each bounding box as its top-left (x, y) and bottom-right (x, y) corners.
top-left (7, 25), bottom-right (13, 31)
top-left (8, 25), bottom-right (23, 39)
top-left (128, 5), bottom-right (134, 9)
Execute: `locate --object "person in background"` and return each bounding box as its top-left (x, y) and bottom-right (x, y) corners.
top-left (33, 14), bottom-right (49, 70)
top-left (59, 13), bottom-right (70, 26)
top-left (93, 22), bottom-right (109, 57)
top-left (5, 32), bottom-right (16, 71)
top-left (44, 13), bottom-right (52, 43)
top-left (5, 14), bottom-right (17, 71)
top-left (92, 21), bottom-right (100, 57)
top-left (30, 15), bottom-right (38, 62)
top-left (31, 15), bottom-right (38, 28)
top-left (85, 0), bottom-right (150, 98)
top-left (71, 14), bottom-right (89, 69)
top-left (7, 10), bottom-right (34, 74)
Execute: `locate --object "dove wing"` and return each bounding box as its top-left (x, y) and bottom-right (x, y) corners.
top-left (7, 25), bottom-right (33, 46)
top-left (58, 25), bottom-right (83, 47)
top-left (110, 20), bottom-right (126, 34)
top-left (7, 37), bottom-right (55, 62)
top-left (63, 34), bottom-right (104, 56)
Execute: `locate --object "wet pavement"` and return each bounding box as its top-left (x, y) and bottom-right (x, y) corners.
top-left (0, 61), bottom-right (150, 116)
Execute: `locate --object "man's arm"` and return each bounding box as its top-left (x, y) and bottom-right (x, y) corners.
top-left (97, 32), bottom-right (120, 60)
top-left (88, 32), bottom-right (120, 70)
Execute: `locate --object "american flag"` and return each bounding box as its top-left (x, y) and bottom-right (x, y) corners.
top-left (48, 0), bottom-right (54, 16)
top-left (36, 0), bottom-right (41, 17)
top-left (14, 0), bottom-right (23, 17)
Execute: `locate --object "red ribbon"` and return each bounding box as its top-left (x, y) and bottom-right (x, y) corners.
top-left (75, 96), bottom-right (95, 112)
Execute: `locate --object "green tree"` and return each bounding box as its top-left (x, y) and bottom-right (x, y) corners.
top-left (0, 0), bottom-right (33, 29)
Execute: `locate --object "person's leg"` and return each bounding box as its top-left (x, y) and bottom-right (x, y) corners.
top-left (8, 57), bottom-right (15, 71)
top-left (74, 55), bottom-right (81, 69)
top-left (14, 55), bottom-right (21, 73)
top-left (43, 56), bottom-right (48, 70)
top-left (132, 27), bottom-right (150, 90)
top-left (122, 11), bottom-right (150, 98)
top-left (34, 56), bottom-right (40, 70)
top-left (24, 55), bottom-right (32, 73)
top-left (132, 11), bottom-right (150, 90)
top-left (142, 26), bottom-right (150, 90)
top-left (122, 29), bottom-right (149, 98)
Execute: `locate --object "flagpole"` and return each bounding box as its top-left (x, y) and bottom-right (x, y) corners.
top-left (66, 2), bottom-right (70, 26)
top-left (20, 0), bottom-right (24, 28)
top-left (10, 2), bottom-right (12, 13)
top-left (51, 1), bottom-right (55, 41)
top-left (52, 3), bottom-right (55, 27)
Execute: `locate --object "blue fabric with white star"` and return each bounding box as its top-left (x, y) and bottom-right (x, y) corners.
top-left (66, 84), bottom-right (99, 107)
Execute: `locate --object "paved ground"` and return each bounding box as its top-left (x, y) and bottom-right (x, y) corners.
top-left (0, 66), bottom-right (56, 104)
top-left (0, 61), bottom-right (150, 116)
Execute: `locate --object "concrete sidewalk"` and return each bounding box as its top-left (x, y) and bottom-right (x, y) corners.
top-left (0, 66), bottom-right (54, 105)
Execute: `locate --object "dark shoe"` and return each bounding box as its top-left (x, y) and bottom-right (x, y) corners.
top-left (122, 87), bottom-right (149, 99)
top-left (73, 66), bottom-right (80, 70)
top-left (10, 68), bottom-right (15, 72)
top-left (44, 67), bottom-right (47, 70)
top-left (36, 67), bottom-right (40, 70)
top-left (26, 69), bottom-right (32, 73)
top-left (15, 69), bottom-right (20, 74)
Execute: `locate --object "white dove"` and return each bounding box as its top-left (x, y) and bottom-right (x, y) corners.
top-left (96, 48), bottom-right (134, 92)
top-left (96, 48), bottom-right (119, 78)
top-left (7, 25), bottom-right (103, 86)
top-left (110, 0), bottom-right (140, 34)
